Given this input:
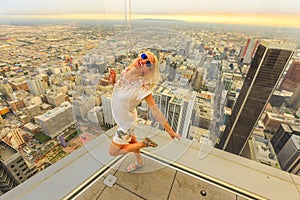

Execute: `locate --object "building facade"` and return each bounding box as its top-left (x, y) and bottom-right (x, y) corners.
top-left (101, 93), bottom-right (116, 128)
top-left (277, 134), bottom-right (300, 175)
top-left (152, 82), bottom-right (195, 138)
top-left (0, 142), bottom-right (34, 193)
top-left (279, 60), bottom-right (300, 92)
top-left (218, 40), bottom-right (296, 155)
top-left (271, 123), bottom-right (293, 154)
top-left (239, 39), bottom-right (259, 65)
top-left (26, 78), bottom-right (45, 96)
top-left (35, 102), bottom-right (75, 138)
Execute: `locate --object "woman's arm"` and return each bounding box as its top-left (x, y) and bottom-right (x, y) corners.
top-left (144, 93), bottom-right (181, 140)
top-left (109, 69), bottom-right (116, 85)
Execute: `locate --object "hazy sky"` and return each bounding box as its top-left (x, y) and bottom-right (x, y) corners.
top-left (1, 0), bottom-right (300, 27)
top-left (1, 0), bottom-right (300, 15)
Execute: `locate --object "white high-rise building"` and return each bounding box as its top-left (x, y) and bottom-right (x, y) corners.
top-left (26, 78), bottom-right (45, 96)
top-left (152, 82), bottom-right (195, 138)
top-left (101, 93), bottom-right (116, 128)
top-left (72, 97), bottom-right (95, 121)
top-left (35, 102), bottom-right (75, 138)
top-left (239, 39), bottom-right (259, 65)
top-left (87, 106), bottom-right (102, 124)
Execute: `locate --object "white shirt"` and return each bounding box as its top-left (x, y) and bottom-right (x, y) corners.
top-left (112, 68), bottom-right (151, 131)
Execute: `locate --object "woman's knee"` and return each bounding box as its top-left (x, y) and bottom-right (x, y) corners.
top-left (108, 143), bottom-right (119, 156)
top-left (108, 149), bottom-right (117, 156)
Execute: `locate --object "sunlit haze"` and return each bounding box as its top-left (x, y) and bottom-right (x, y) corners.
top-left (1, 0), bottom-right (300, 27)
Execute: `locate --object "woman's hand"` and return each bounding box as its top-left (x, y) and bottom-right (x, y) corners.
top-left (109, 69), bottom-right (116, 85)
top-left (168, 130), bottom-right (181, 140)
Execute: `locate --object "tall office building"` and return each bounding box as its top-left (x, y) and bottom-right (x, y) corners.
top-left (0, 141), bottom-right (34, 193)
top-left (239, 39), bottom-right (259, 65)
top-left (167, 93), bottom-right (195, 138)
top-left (26, 78), bottom-right (45, 96)
top-left (218, 40), bottom-right (296, 155)
top-left (72, 97), bottom-right (95, 121)
top-left (271, 124), bottom-right (293, 154)
top-left (35, 102), bottom-right (75, 138)
top-left (87, 107), bottom-right (101, 124)
top-left (168, 62), bottom-right (177, 81)
top-left (287, 84), bottom-right (300, 110)
top-left (101, 93), bottom-right (116, 128)
top-left (185, 40), bottom-right (193, 56)
top-left (277, 134), bottom-right (300, 175)
top-left (191, 68), bottom-right (205, 91)
top-left (207, 60), bottom-right (220, 80)
top-left (279, 60), bottom-right (300, 92)
top-left (152, 82), bottom-right (195, 138)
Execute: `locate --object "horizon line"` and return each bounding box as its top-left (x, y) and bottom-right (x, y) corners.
top-left (1, 13), bottom-right (300, 28)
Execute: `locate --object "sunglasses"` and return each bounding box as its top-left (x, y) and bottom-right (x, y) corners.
top-left (140, 53), bottom-right (153, 68)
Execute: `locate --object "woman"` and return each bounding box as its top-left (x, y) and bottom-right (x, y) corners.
top-left (108, 51), bottom-right (181, 172)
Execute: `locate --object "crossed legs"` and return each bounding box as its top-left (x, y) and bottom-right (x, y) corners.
top-left (108, 134), bottom-right (144, 164)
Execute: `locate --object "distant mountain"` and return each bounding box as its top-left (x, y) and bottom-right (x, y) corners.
top-left (138, 18), bottom-right (185, 22)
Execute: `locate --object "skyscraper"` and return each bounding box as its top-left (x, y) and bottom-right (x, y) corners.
top-left (168, 62), bottom-right (177, 81)
top-left (279, 60), bottom-right (300, 92)
top-left (239, 39), bottom-right (259, 65)
top-left (101, 93), bottom-right (116, 128)
top-left (217, 40), bottom-right (296, 155)
top-left (287, 84), bottom-right (300, 110)
top-left (26, 78), bottom-right (45, 96)
top-left (35, 102), bottom-right (75, 138)
top-left (0, 141), bottom-right (34, 193)
top-left (152, 82), bottom-right (195, 138)
top-left (271, 123), bottom-right (293, 154)
top-left (277, 134), bottom-right (300, 175)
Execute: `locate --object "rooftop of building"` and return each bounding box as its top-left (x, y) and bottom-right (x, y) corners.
top-left (249, 135), bottom-right (279, 168)
top-left (36, 102), bottom-right (72, 121)
top-left (0, 141), bottom-right (17, 161)
top-left (281, 123), bottom-right (293, 132)
top-left (2, 124), bottom-right (300, 200)
top-left (290, 124), bottom-right (300, 133)
top-left (291, 134), bottom-right (300, 149)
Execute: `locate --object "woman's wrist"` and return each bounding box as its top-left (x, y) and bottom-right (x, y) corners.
top-left (163, 122), bottom-right (173, 133)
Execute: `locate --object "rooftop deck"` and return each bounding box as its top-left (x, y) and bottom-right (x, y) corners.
top-left (2, 125), bottom-right (300, 200)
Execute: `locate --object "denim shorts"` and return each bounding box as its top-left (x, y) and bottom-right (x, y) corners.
top-left (112, 128), bottom-right (134, 145)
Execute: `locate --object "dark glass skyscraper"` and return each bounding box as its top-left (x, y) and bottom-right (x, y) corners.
top-left (217, 40), bottom-right (296, 155)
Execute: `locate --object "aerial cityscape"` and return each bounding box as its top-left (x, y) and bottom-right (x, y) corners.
top-left (0, 0), bottom-right (300, 198)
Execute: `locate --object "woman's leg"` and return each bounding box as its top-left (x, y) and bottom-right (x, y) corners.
top-left (108, 138), bottom-right (145, 156)
top-left (129, 135), bottom-right (144, 164)
top-left (108, 134), bottom-right (157, 172)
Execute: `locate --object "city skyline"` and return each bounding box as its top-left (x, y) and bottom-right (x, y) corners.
top-left (0, 16), bottom-right (300, 198)
top-left (1, 0), bottom-right (300, 28)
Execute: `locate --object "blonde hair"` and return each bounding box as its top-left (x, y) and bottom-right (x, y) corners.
top-left (135, 51), bottom-right (161, 85)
